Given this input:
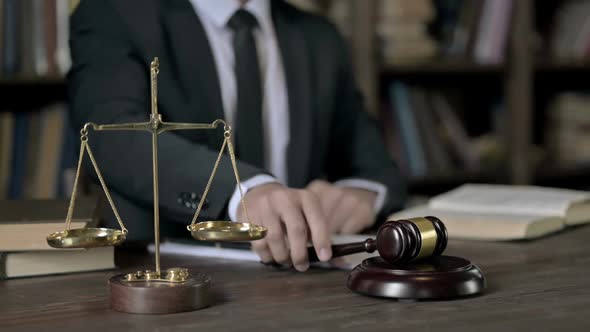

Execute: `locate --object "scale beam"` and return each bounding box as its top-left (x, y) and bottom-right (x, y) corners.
top-left (81, 119), bottom-right (226, 135)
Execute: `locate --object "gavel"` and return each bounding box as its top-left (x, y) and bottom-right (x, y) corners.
top-left (309, 216), bottom-right (448, 264)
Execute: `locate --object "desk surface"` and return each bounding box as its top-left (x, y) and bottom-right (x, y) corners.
top-left (2, 226), bottom-right (590, 332)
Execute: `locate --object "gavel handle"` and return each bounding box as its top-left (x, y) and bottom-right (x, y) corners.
top-left (307, 238), bottom-right (376, 263)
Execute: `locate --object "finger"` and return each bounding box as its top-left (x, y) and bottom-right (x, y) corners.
top-left (306, 181), bottom-right (331, 213)
top-left (299, 191), bottom-right (332, 262)
top-left (340, 204), bottom-right (374, 234)
top-left (328, 194), bottom-right (357, 233)
top-left (324, 190), bottom-right (344, 219)
top-left (251, 239), bottom-right (273, 263)
top-left (306, 179), bottom-right (329, 193)
top-left (310, 182), bottom-right (341, 213)
top-left (278, 192), bottom-right (310, 271)
top-left (264, 197), bottom-right (290, 265)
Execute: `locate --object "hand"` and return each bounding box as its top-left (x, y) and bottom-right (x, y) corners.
top-left (306, 180), bottom-right (377, 234)
top-left (236, 183), bottom-right (332, 271)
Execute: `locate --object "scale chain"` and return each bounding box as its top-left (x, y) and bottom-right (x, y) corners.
top-left (65, 138), bottom-right (87, 231)
top-left (85, 139), bottom-right (127, 234)
top-left (65, 129), bottom-right (128, 234)
top-left (226, 138), bottom-right (252, 225)
top-left (188, 128), bottom-right (252, 228)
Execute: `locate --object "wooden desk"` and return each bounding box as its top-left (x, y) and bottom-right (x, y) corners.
top-left (2, 226), bottom-right (590, 331)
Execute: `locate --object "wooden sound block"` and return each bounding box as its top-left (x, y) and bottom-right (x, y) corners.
top-left (109, 272), bottom-right (211, 314)
top-left (347, 255), bottom-right (485, 300)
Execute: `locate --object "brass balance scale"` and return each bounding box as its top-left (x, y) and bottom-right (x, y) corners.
top-left (45, 57), bottom-right (267, 314)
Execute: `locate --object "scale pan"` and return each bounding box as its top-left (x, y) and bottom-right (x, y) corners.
top-left (46, 228), bottom-right (126, 248)
top-left (189, 221), bottom-right (267, 242)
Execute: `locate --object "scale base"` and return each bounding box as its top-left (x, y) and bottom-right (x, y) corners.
top-left (109, 270), bottom-right (211, 314)
top-left (347, 255), bottom-right (485, 300)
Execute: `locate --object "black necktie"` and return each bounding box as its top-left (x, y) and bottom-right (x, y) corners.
top-left (227, 9), bottom-right (265, 168)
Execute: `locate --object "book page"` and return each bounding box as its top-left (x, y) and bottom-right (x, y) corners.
top-left (429, 184), bottom-right (590, 217)
top-left (390, 204), bottom-right (564, 240)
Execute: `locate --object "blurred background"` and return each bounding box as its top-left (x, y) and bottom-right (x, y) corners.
top-left (2, 0), bottom-right (590, 203)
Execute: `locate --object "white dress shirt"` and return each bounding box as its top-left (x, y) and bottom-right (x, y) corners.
top-left (189, 0), bottom-right (386, 221)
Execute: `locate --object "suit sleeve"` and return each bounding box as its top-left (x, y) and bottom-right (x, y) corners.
top-left (67, 0), bottom-right (264, 223)
top-left (325, 28), bottom-right (407, 219)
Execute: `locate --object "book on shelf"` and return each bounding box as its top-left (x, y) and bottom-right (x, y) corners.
top-left (34, 103), bottom-right (67, 198)
top-left (0, 111), bottom-right (14, 199)
top-left (390, 183), bottom-right (590, 241)
top-left (383, 81), bottom-right (480, 179)
top-left (0, 0), bottom-right (75, 78)
top-left (428, 0), bottom-right (513, 63)
top-left (550, 0), bottom-right (590, 61)
top-left (377, 0), bottom-right (438, 65)
top-left (1, 0), bottom-right (22, 76)
top-left (410, 88), bottom-right (454, 174)
top-left (429, 92), bottom-right (480, 171)
top-left (8, 111), bottom-right (28, 198)
top-left (472, 0), bottom-right (512, 64)
top-left (380, 103), bottom-right (409, 176)
top-left (0, 104), bottom-right (77, 199)
top-left (0, 197), bottom-right (99, 251)
top-left (21, 0), bottom-right (34, 76)
top-left (388, 81), bottom-right (427, 178)
top-left (22, 109), bottom-right (41, 198)
top-left (546, 92), bottom-right (590, 166)
top-left (0, 246), bottom-right (114, 279)
top-left (433, 0), bottom-right (482, 58)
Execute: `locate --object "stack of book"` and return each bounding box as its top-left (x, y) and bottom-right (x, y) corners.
top-left (0, 198), bottom-right (115, 279)
top-left (377, 0), bottom-right (438, 65)
top-left (546, 92), bottom-right (590, 166)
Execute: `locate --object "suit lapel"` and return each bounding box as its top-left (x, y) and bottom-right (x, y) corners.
top-left (161, 0), bottom-right (225, 145)
top-left (273, 3), bottom-right (313, 187)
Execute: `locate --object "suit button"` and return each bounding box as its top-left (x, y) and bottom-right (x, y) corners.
top-left (177, 192), bottom-right (209, 210)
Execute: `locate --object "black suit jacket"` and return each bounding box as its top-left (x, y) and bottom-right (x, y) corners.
top-left (68, 0), bottom-right (406, 240)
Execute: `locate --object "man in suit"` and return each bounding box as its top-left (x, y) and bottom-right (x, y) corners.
top-left (68, 0), bottom-right (405, 271)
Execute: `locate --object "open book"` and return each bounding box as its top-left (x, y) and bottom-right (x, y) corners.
top-left (390, 184), bottom-right (590, 240)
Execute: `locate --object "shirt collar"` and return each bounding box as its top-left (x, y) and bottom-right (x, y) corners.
top-left (190, 0), bottom-right (272, 34)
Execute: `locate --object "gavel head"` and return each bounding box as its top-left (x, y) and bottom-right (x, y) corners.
top-left (375, 216), bottom-right (448, 264)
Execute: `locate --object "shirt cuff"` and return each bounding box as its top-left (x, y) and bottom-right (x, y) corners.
top-left (333, 178), bottom-right (387, 214)
top-left (228, 174), bottom-right (280, 222)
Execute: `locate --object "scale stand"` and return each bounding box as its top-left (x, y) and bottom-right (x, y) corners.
top-left (46, 57), bottom-right (267, 314)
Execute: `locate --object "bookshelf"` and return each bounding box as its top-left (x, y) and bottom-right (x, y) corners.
top-left (0, 77), bottom-right (66, 110)
top-left (382, 61), bottom-right (504, 75)
top-left (4, 0), bottom-right (590, 199)
top-left (346, 0), bottom-right (590, 194)
top-left (0, 77), bottom-right (64, 85)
